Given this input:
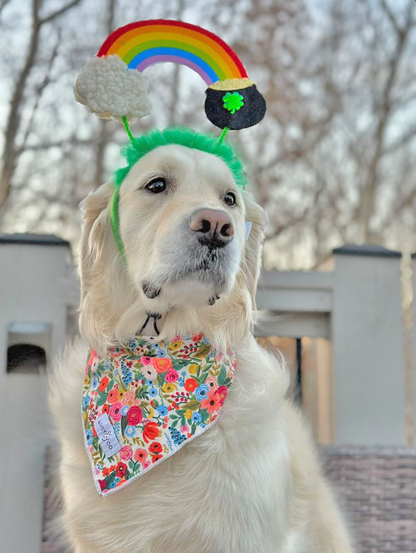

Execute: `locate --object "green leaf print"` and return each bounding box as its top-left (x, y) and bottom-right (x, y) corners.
top-left (217, 366), bottom-right (227, 386)
top-left (96, 392), bottom-right (107, 407)
top-left (121, 415), bottom-right (128, 436)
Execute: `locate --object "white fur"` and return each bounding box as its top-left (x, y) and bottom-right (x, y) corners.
top-left (75, 55), bottom-right (151, 121)
top-left (50, 145), bottom-right (355, 552)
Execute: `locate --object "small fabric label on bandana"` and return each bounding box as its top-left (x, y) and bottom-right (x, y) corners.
top-left (94, 413), bottom-right (121, 458)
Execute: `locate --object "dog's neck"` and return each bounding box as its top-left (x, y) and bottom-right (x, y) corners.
top-left (85, 272), bottom-right (253, 358)
top-left (139, 311), bottom-right (164, 337)
top-left (138, 293), bottom-right (222, 338)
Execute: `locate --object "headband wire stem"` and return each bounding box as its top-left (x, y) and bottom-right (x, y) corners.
top-left (122, 116), bottom-right (135, 143)
top-left (218, 126), bottom-right (230, 146)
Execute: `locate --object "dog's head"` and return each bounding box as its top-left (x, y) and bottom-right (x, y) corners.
top-left (79, 142), bottom-right (265, 352)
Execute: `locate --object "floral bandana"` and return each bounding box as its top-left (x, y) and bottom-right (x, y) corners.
top-left (82, 333), bottom-right (236, 496)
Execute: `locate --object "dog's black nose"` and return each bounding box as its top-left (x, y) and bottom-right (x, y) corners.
top-left (189, 208), bottom-right (234, 248)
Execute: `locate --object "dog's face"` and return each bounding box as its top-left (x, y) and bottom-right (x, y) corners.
top-left (79, 144), bottom-right (265, 348)
top-left (118, 145), bottom-right (246, 310)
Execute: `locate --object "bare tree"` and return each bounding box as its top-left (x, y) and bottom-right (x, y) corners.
top-left (0, 0), bottom-right (83, 219)
top-left (257, 0), bottom-right (416, 267)
top-left (1, 0), bottom-right (416, 270)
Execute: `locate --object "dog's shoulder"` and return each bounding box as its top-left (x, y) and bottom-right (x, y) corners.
top-left (48, 336), bottom-right (88, 441)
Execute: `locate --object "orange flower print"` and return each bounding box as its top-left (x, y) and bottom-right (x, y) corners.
top-left (201, 390), bottom-right (221, 415)
top-left (152, 357), bottom-right (173, 373)
top-left (184, 378), bottom-right (198, 392)
top-left (142, 421), bottom-right (160, 443)
top-left (99, 376), bottom-right (109, 392)
top-left (107, 388), bottom-right (119, 404)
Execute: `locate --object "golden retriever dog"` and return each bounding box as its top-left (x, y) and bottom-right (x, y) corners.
top-left (50, 139), bottom-right (355, 552)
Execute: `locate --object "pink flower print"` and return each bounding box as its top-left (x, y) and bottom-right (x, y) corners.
top-left (205, 376), bottom-right (218, 391)
top-left (142, 461), bottom-right (151, 470)
top-left (134, 448), bottom-right (148, 464)
top-left (180, 423), bottom-right (189, 433)
top-left (109, 401), bottom-right (123, 422)
top-left (214, 385), bottom-right (229, 407)
top-left (121, 391), bottom-right (136, 406)
top-left (86, 348), bottom-right (98, 374)
top-left (120, 445), bottom-right (133, 462)
top-left (140, 356), bottom-right (153, 366)
top-left (165, 369), bottom-right (179, 382)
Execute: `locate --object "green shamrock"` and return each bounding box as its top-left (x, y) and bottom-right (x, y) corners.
top-left (222, 92), bottom-right (244, 115)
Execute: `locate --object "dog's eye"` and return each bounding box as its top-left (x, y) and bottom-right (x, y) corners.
top-left (224, 192), bottom-right (236, 207)
top-left (145, 178), bottom-right (166, 193)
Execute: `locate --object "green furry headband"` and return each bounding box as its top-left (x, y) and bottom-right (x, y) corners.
top-left (110, 127), bottom-right (247, 262)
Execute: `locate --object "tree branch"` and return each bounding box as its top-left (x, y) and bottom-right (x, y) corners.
top-left (39, 0), bottom-right (83, 26)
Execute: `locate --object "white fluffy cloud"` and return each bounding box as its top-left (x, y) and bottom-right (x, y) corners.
top-left (74, 55), bottom-right (151, 122)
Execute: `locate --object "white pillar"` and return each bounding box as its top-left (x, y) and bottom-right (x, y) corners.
top-left (332, 245), bottom-right (407, 445)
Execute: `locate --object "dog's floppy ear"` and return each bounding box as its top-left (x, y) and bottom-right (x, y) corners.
top-left (241, 191), bottom-right (267, 310)
top-left (79, 181), bottom-right (115, 302)
top-left (78, 181), bottom-right (132, 351)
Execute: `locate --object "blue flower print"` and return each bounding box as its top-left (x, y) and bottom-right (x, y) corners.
top-left (83, 395), bottom-right (90, 409)
top-left (85, 429), bottom-right (93, 445)
top-left (157, 405), bottom-right (168, 416)
top-left (146, 379), bottom-right (154, 386)
top-left (125, 425), bottom-right (136, 437)
top-left (192, 412), bottom-right (202, 424)
top-left (195, 385), bottom-right (209, 401)
top-left (149, 387), bottom-right (158, 398)
top-left (91, 376), bottom-right (99, 389)
top-left (121, 405), bottom-right (129, 417)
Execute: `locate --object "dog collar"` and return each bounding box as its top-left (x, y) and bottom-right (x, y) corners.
top-left (82, 333), bottom-right (236, 496)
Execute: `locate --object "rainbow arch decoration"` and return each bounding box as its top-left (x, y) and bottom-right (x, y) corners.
top-left (75, 19), bottom-right (266, 131)
top-left (97, 20), bottom-right (248, 87)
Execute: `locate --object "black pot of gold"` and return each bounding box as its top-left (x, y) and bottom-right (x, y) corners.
top-left (204, 78), bottom-right (266, 130)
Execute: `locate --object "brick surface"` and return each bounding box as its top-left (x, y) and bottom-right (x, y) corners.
top-left (321, 446), bottom-right (416, 553)
top-left (42, 446), bottom-right (416, 552)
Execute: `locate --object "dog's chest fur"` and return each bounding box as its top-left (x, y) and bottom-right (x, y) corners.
top-left (55, 337), bottom-right (292, 553)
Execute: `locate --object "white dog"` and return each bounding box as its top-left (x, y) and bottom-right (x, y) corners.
top-left (50, 143), bottom-right (355, 552)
